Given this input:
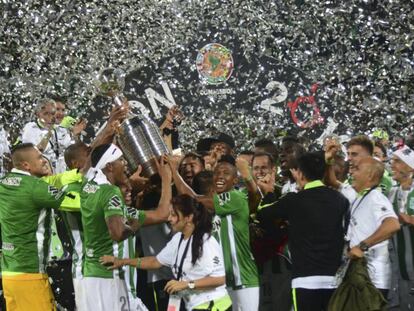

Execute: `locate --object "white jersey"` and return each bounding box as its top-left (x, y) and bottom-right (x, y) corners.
top-left (157, 233), bottom-right (228, 310)
top-left (339, 182), bottom-right (358, 203)
top-left (347, 188), bottom-right (397, 289)
top-left (22, 122), bottom-right (73, 173)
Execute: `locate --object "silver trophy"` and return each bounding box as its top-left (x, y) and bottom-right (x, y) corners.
top-left (95, 68), bottom-right (170, 177)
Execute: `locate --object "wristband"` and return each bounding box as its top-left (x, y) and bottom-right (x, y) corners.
top-left (326, 158), bottom-right (335, 165)
top-left (136, 257), bottom-right (142, 269)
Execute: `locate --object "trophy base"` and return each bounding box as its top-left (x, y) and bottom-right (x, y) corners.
top-left (140, 157), bottom-right (159, 178)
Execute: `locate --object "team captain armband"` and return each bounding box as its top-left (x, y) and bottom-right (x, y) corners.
top-left (126, 206), bottom-right (146, 225)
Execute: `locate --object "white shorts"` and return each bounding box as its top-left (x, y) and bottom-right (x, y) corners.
top-left (228, 287), bottom-right (260, 311)
top-left (77, 277), bottom-right (132, 311)
top-left (73, 278), bottom-right (83, 310)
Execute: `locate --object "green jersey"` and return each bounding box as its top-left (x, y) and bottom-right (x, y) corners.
top-left (80, 180), bottom-right (127, 279)
top-left (0, 169), bottom-right (65, 274)
top-left (214, 189), bottom-right (259, 289)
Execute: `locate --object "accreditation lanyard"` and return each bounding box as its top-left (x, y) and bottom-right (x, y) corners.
top-left (350, 186), bottom-right (377, 218)
top-left (174, 234), bottom-right (192, 281)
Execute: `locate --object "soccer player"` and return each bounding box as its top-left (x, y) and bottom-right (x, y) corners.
top-left (170, 155), bottom-right (260, 311)
top-left (0, 143), bottom-right (67, 311)
top-left (78, 144), bottom-right (171, 311)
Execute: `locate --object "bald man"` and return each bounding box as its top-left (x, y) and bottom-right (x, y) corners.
top-left (0, 143), bottom-right (67, 311)
top-left (347, 157), bottom-right (400, 295)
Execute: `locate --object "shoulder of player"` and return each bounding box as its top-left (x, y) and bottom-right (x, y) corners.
top-left (368, 188), bottom-right (392, 207)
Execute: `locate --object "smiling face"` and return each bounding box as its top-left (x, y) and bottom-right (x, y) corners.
top-left (37, 103), bottom-right (56, 127)
top-left (252, 155), bottom-right (274, 181)
top-left (347, 145), bottom-right (371, 176)
top-left (179, 156), bottom-right (204, 186)
top-left (119, 179), bottom-right (133, 206)
top-left (107, 157), bottom-right (128, 187)
top-left (24, 147), bottom-right (50, 177)
top-left (391, 155), bottom-right (413, 183)
top-left (54, 101), bottom-right (66, 124)
top-left (213, 162), bottom-right (238, 193)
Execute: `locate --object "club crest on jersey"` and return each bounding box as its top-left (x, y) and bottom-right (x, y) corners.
top-left (108, 195), bottom-right (122, 210)
top-left (83, 183), bottom-right (99, 194)
top-left (1, 177), bottom-right (21, 186)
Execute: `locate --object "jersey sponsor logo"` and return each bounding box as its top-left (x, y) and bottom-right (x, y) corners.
top-left (213, 256), bottom-right (220, 265)
top-left (218, 192), bottom-right (231, 206)
top-left (2, 242), bottom-right (14, 251)
top-left (1, 177), bottom-right (22, 186)
top-left (48, 185), bottom-right (64, 200)
top-left (83, 183), bottom-right (99, 194)
top-left (108, 195), bottom-right (122, 210)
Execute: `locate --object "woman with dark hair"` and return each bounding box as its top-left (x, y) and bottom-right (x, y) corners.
top-left (100, 194), bottom-right (231, 311)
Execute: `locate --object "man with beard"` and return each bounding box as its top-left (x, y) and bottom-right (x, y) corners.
top-left (0, 143), bottom-right (67, 310)
top-left (179, 152), bottom-right (205, 187)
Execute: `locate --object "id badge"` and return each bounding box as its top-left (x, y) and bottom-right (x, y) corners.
top-left (167, 294), bottom-right (181, 311)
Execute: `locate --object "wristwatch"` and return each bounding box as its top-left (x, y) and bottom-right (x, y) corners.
top-left (358, 241), bottom-right (369, 252)
top-left (187, 281), bottom-right (195, 290)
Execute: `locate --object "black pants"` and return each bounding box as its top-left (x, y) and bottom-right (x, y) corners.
top-left (293, 288), bottom-right (334, 311)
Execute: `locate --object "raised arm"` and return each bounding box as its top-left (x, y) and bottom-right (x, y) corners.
top-left (141, 157), bottom-right (172, 225)
top-left (166, 155), bottom-right (214, 211)
top-left (236, 156), bottom-right (262, 214)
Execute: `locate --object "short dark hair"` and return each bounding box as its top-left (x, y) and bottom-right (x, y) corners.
top-left (192, 171), bottom-right (214, 195)
top-left (64, 142), bottom-right (89, 169)
top-left (281, 136), bottom-right (300, 144)
top-left (217, 154), bottom-right (236, 167)
top-left (347, 135), bottom-right (374, 155)
top-left (90, 144), bottom-right (111, 168)
top-left (297, 151), bottom-right (326, 181)
top-left (254, 138), bottom-right (278, 159)
top-left (252, 152), bottom-right (275, 167)
top-left (374, 141), bottom-right (387, 158)
top-left (180, 152), bottom-right (205, 168)
top-left (239, 150), bottom-right (255, 156)
top-left (11, 143), bottom-right (35, 168)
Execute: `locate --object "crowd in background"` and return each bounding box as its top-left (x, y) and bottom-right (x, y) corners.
top-left (0, 98), bottom-right (414, 311)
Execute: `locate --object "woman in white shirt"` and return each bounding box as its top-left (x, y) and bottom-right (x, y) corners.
top-left (100, 194), bottom-right (231, 311)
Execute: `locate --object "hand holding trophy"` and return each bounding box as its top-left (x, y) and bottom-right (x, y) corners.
top-left (95, 68), bottom-right (170, 177)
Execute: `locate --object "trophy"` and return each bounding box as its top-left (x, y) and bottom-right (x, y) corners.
top-left (95, 68), bottom-right (170, 177)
